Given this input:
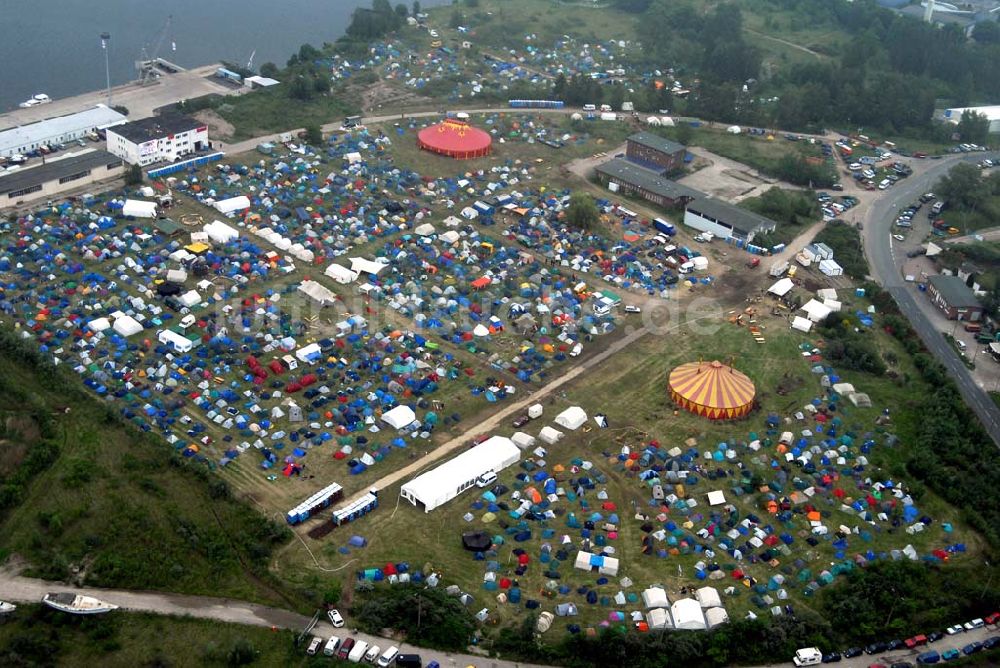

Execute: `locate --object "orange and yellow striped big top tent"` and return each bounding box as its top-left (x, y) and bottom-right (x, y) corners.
top-left (668, 360), bottom-right (756, 420)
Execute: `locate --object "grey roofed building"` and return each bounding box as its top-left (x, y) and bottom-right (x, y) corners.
top-left (684, 197), bottom-right (778, 239)
top-left (928, 275), bottom-right (980, 309)
top-left (595, 158), bottom-right (703, 204)
top-left (0, 105), bottom-right (127, 158)
top-left (109, 114), bottom-right (202, 144)
top-left (0, 150), bottom-right (123, 197)
top-left (627, 131), bottom-right (686, 156)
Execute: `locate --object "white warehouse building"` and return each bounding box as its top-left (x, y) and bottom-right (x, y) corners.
top-left (400, 436), bottom-right (520, 512)
top-left (0, 105), bottom-right (127, 158)
top-left (106, 114), bottom-right (209, 166)
top-left (684, 197), bottom-right (777, 243)
top-left (943, 106), bottom-right (1000, 134)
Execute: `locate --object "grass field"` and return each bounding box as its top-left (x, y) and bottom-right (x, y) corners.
top-left (277, 291), bottom-right (978, 640)
top-left (0, 332), bottom-right (295, 606)
top-left (663, 126), bottom-right (826, 178)
top-left (940, 195), bottom-right (1000, 235)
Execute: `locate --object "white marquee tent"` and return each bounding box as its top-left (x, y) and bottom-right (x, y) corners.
top-left (400, 436), bottom-right (520, 512)
top-left (122, 199), bottom-right (157, 218)
top-left (204, 220), bottom-right (240, 244)
top-left (646, 608), bottom-right (672, 630)
top-left (381, 405), bottom-right (417, 430)
top-left (670, 598), bottom-right (707, 630)
top-left (705, 607), bottom-right (730, 628)
top-left (555, 406), bottom-right (588, 430)
top-left (768, 277), bottom-right (794, 298)
top-left (350, 257), bottom-right (387, 276)
top-left (642, 587), bottom-right (670, 609)
top-left (325, 263), bottom-right (358, 284)
top-left (214, 195), bottom-right (251, 215)
top-left (112, 315), bottom-right (143, 337)
top-left (696, 586), bottom-right (722, 609)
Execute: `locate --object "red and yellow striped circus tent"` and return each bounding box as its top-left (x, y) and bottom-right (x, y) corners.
top-left (668, 360), bottom-right (756, 420)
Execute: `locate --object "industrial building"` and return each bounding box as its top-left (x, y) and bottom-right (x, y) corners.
top-left (595, 158), bottom-right (700, 208)
top-left (0, 150), bottom-right (124, 205)
top-left (106, 113), bottom-right (208, 166)
top-left (942, 105), bottom-right (1000, 134)
top-left (927, 275), bottom-right (983, 321)
top-left (684, 197), bottom-right (777, 243)
top-left (0, 105), bottom-right (127, 158)
top-left (625, 132), bottom-right (687, 173)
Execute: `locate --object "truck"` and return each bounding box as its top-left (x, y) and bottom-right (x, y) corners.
top-left (792, 647), bottom-right (822, 667)
top-left (348, 640), bottom-right (370, 663)
top-left (769, 260), bottom-right (790, 278)
top-left (652, 217), bottom-right (676, 236)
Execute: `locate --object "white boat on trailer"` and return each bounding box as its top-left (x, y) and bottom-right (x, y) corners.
top-left (42, 592), bottom-right (118, 615)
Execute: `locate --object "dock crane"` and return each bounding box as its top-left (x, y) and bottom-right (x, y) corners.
top-left (136, 15), bottom-right (174, 86)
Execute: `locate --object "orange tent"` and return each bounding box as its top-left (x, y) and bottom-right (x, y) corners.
top-left (471, 276), bottom-right (492, 289)
top-left (668, 360), bottom-right (756, 420)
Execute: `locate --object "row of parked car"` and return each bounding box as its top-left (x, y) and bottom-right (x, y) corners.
top-left (814, 613), bottom-right (1000, 665)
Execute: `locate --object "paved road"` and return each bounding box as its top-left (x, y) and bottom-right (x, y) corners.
top-left (1, 569), bottom-right (997, 667)
top-left (863, 151), bottom-right (1000, 447)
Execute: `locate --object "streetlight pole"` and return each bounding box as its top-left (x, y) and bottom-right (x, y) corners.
top-left (100, 32), bottom-right (112, 107)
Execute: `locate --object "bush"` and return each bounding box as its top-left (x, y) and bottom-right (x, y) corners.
top-left (353, 586), bottom-right (475, 651)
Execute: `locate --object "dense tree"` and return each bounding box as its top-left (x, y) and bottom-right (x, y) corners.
top-left (124, 164), bottom-right (143, 186)
top-left (259, 62), bottom-right (279, 78)
top-left (303, 125), bottom-right (324, 145)
top-left (937, 163), bottom-right (990, 211)
top-left (565, 193), bottom-right (600, 230)
top-left (973, 20), bottom-right (1000, 44)
top-left (288, 75), bottom-right (313, 101)
top-left (411, 0), bottom-right (420, 16)
top-left (956, 110), bottom-right (991, 146)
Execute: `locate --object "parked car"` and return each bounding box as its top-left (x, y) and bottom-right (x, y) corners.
top-left (983, 637), bottom-right (1000, 649)
top-left (927, 631), bottom-right (945, 643)
top-left (512, 414), bottom-right (530, 428)
top-left (985, 612), bottom-right (1000, 625)
top-left (941, 649), bottom-right (960, 661)
top-left (905, 635), bottom-right (928, 649)
top-left (328, 609), bottom-right (345, 627)
top-left (886, 640), bottom-right (904, 651)
top-left (946, 625), bottom-right (964, 635)
top-left (866, 642), bottom-right (888, 655)
top-left (917, 650), bottom-right (940, 664)
top-left (961, 642), bottom-right (982, 656)
top-left (306, 636), bottom-right (322, 656)
top-left (891, 663), bottom-right (914, 668)
top-left (624, 304), bottom-right (641, 313)
top-left (822, 651), bottom-right (842, 663)
top-left (844, 647), bottom-right (864, 658)
top-left (337, 637), bottom-right (356, 660)
top-left (963, 618), bottom-right (984, 630)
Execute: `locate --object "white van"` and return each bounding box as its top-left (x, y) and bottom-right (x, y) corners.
top-left (348, 640), bottom-right (370, 663)
top-left (306, 637), bottom-right (322, 656)
top-left (476, 471), bottom-right (498, 488)
top-left (364, 645), bottom-right (381, 662)
top-left (582, 104), bottom-right (596, 112)
top-left (377, 646), bottom-right (399, 667)
top-left (793, 647), bottom-right (822, 667)
top-left (179, 314), bottom-right (196, 329)
top-left (323, 636), bottom-right (341, 657)
top-left (600, 104), bottom-right (612, 112)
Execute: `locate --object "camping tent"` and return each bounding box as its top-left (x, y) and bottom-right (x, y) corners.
top-left (213, 195), bottom-right (251, 215)
top-left (325, 263), bottom-right (358, 284)
top-left (670, 598), bottom-right (707, 630)
top-left (538, 426), bottom-right (564, 444)
top-left (705, 607), bottom-right (730, 628)
top-left (122, 199), bottom-right (157, 218)
top-left (646, 608), bottom-right (671, 630)
top-left (791, 316), bottom-right (813, 333)
top-left (768, 277), bottom-right (794, 297)
top-left (573, 551), bottom-right (619, 576)
top-left (668, 360), bottom-right (756, 420)
top-left (800, 299), bottom-right (832, 323)
top-left (555, 406), bottom-right (587, 431)
top-left (112, 315), bottom-right (143, 337)
top-left (462, 531), bottom-right (493, 552)
top-left (350, 257), bottom-right (387, 276)
top-left (298, 280), bottom-right (337, 307)
top-left (695, 586), bottom-right (722, 609)
top-left (382, 405), bottom-right (417, 430)
top-left (414, 223), bottom-right (436, 236)
top-left (642, 587), bottom-right (669, 609)
top-left (204, 220), bottom-right (239, 244)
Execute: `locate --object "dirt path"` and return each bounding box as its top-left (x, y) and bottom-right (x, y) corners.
top-left (745, 29), bottom-right (826, 59)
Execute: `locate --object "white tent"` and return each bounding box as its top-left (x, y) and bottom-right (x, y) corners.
top-left (440, 230), bottom-right (461, 245)
top-left (400, 436), bottom-right (520, 512)
top-left (696, 587), bottom-right (722, 609)
top-left (528, 403), bottom-right (544, 419)
top-left (213, 195), bottom-right (251, 215)
top-left (382, 405), bottom-right (417, 430)
top-left (573, 551), bottom-right (619, 576)
top-left (511, 432), bottom-right (536, 449)
top-left (113, 315), bottom-right (143, 337)
top-left (692, 256), bottom-right (709, 271)
top-left (791, 316), bottom-right (813, 333)
top-left (801, 299), bottom-right (832, 323)
top-left (823, 298), bottom-right (842, 312)
top-left (204, 220), bottom-right (240, 244)
top-left (705, 607), bottom-right (730, 628)
top-left (554, 406), bottom-right (587, 431)
top-left (325, 263), bottom-right (358, 284)
top-left (816, 288), bottom-right (837, 301)
top-left (642, 587), bottom-right (669, 609)
top-left (670, 598), bottom-right (707, 630)
top-left (443, 215), bottom-right (462, 227)
top-left (414, 223), bottom-right (436, 236)
top-left (768, 277), bottom-right (794, 297)
top-left (727, 125), bottom-right (742, 134)
top-left (538, 426), bottom-right (564, 444)
top-left (647, 608), bottom-right (672, 630)
top-left (122, 199), bottom-right (157, 218)
top-left (298, 280), bottom-right (337, 306)
top-left (87, 317), bottom-right (111, 333)
top-left (706, 490), bottom-right (726, 507)
top-left (350, 257), bottom-right (387, 276)
top-left (178, 290), bottom-right (201, 308)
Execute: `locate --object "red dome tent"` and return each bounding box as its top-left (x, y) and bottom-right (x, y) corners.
top-left (417, 119), bottom-right (492, 159)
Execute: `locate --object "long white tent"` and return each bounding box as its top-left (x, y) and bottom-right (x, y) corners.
top-left (400, 436), bottom-right (520, 512)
